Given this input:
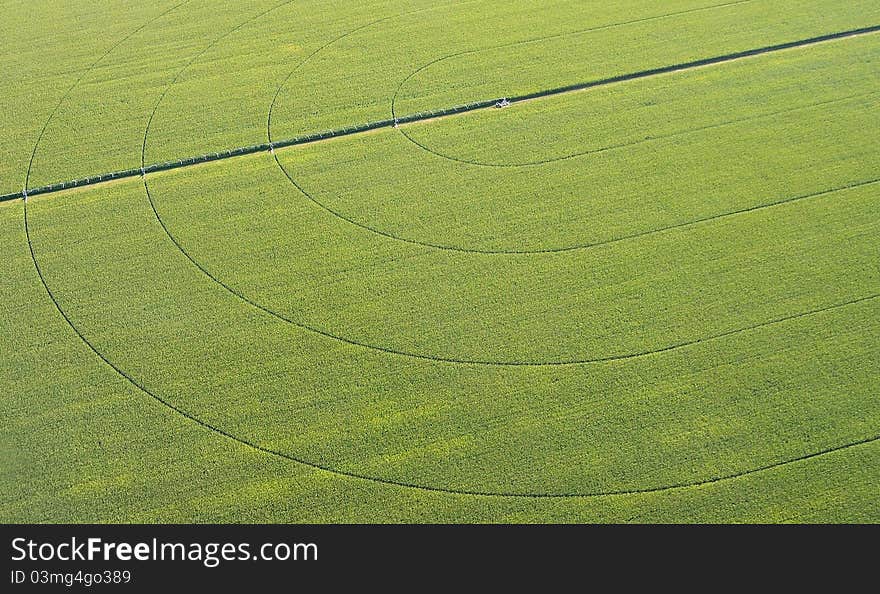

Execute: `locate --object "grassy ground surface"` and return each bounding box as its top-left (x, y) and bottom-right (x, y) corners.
top-left (1, 0), bottom-right (877, 522)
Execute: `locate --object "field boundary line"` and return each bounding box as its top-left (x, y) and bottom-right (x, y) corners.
top-left (7, 23), bottom-right (878, 204)
top-left (396, 25), bottom-right (880, 118)
top-left (390, 25), bottom-right (880, 146)
top-left (140, 0), bottom-right (298, 178)
top-left (276, 161), bottom-right (880, 254)
top-left (276, 90), bottom-right (880, 254)
top-left (22, 197), bottom-right (880, 496)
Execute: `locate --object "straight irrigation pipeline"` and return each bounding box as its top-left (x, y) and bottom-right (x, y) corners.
top-left (504, 24), bottom-right (880, 104)
top-left (0, 99), bottom-right (496, 203)
top-left (5, 22), bottom-right (879, 204)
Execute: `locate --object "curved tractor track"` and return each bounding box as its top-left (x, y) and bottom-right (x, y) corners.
top-left (17, 1), bottom-right (880, 497)
top-left (20, 198), bottom-right (880, 498)
top-left (147, 15), bottom-right (880, 363)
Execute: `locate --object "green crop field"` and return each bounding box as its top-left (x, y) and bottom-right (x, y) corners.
top-left (1, 0), bottom-right (878, 523)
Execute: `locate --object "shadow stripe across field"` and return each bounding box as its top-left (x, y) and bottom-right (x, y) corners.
top-left (4, 23), bottom-right (878, 203)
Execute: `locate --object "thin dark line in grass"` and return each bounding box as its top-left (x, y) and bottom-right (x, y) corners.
top-left (20, 200), bottom-right (880, 495)
top-left (389, 25), bottom-right (880, 125)
top-left (0, 0), bottom-right (757, 202)
top-left (266, 1), bottom-right (478, 145)
top-left (387, 0), bottom-right (759, 124)
top-left (143, 7), bottom-right (880, 363)
top-left (268, 0), bottom-right (758, 146)
top-left (120, 3), bottom-right (879, 365)
top-left (275, 126), bottom-right (880, 256)
top-left (460, 0), bottom-right (759, 55)
top-left (268, 23), bottom-right (880, 252)
top-left (266, 0), bottom-right (765, 235)
top-left (2, 0), bottom-right (427, 205)
top-left (24, 6), bottom-right (880, 368)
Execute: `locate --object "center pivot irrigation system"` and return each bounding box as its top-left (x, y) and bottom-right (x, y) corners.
top-left (3, 24), bottom-right (878, 205)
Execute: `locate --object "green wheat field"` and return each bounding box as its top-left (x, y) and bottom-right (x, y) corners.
top-left (1, 0), bottom-right (878, 523)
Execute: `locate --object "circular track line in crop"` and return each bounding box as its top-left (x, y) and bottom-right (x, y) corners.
top-left (269, 0), bottom-right (764, 252)
top-left (141, 0), bottom-right (298, 172)
top-left (274, 111), bottom-right (880, 256)
top-left (269, 0), bottom-right (757, 150)
top-left (385, 1), bottom-right (758, 126)
top-left (388, 22), bottom-right (880, 168)
top-left (266, 1), bottom-right (480, 146)
top-left (21, 194), bottom-right (880, 496)
top-left (275, 18), bottom-right (880, 253)
top-left (121, 184), bottom-right (880, 367)
top-left (140, 3), bottom-right (880, 365)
